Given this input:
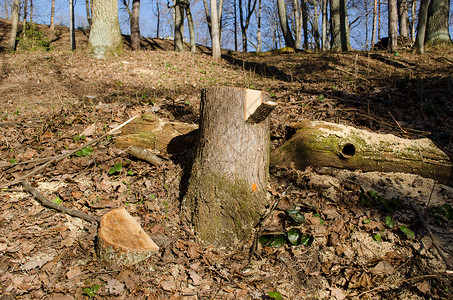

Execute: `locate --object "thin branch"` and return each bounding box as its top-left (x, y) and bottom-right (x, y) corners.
top-left (407, 197), bottom-right (453, 270)
top-left (22, 180), bottom-right (99, 224)
top-left (0, 115), bottom-right (139, 189)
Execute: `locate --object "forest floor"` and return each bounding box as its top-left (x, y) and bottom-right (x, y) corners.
top-left (1, 19), bottom-right (453, 299)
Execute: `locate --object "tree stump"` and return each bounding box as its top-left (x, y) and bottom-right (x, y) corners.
top-left (182, 86), bottom-right (277, 247)
top-left (96, 208), bottom-right (159, 267)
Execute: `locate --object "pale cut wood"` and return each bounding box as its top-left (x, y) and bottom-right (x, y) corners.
top-left (271, 120), bottom-right (452, 185)
top-left (245, 90), bottom-right (277, 123)
top-left (97, 207), bottom-right (159, 267)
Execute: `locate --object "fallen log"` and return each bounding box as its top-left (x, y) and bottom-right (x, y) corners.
top-left (271, 120), bottom-right (452, 185)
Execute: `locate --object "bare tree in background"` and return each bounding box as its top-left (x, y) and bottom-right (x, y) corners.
top-left (70, 0), bottom-right (76, 50)
top-left (184, 0), bottom-right (196, 53)
top-left (397, 0), bottom-right (408, 37)
top-left (131, 0), bottom-right (140, 50)
top-left (410, 0), bottom-right (417, 41)
top-left (414, 0), bottom-right (429, 53)
top-left (210, 0), bottom-right (221, 58)
top-left (425, 0), bottom-right (452, 46)
top-left (239, 0), bottom-right (258, 52)
top-left (371, 0), bottom-right (377, 45)
top-left (388, 0), bottom-right (398, 51)
top-left (256, 0), bottom-right (262, 53)
top-left (330, 0), bottom-right (351, 51)
top-left (321, 0), bottom-right (328, 50)
top-left (8, 0), bottom-right (20, 50)
top-left (86, 0), bottom-right (91, 27)
top-left (88, 0), bottom-right (123, 58)
top-left (50, 0), bottom-right (55, 30)
top-left (291, 0), bottom-right (302, 48)
top-left (277, 0), bottom-right (295, 48)
top-left (174, 0), bottom-right (184, 51)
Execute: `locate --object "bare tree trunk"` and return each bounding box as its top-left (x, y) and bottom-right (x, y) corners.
top-left (239, 0), bottom-right (258, 52)
top-left (182, 87), bottom-right (274, 247)
top-left (330, 0), bottom-right (341, 50)
top-left (23, 0), bottom-right (28, 25)
top-left (30, 0), bottom-right (33, 23)
top-left (397, 0), bottom-right (408, 37)
top-left (414, 0), bottom-right (430, 53)
top-left (312, 0), bottom-right (320, 50)
top-left (410, 0), bottom-right (416, 41)
top-left (321, 0), bottom-right (327, 50)
top-left (371, 0), bottom-right (377, 45)
top-left (4, 0), bottom-right (9, 19)
top-left (70, 0), bottom-right (76, 51)
top-left (234, 0), bottom-right (237, 51)
top-left (425, 0), bottom-right (452, 46)
top-left (378, 0), bottom-right (381, 39)
top-left (388, 0), bottom-right (398, 51)
top-left (174, 0), bottom-right (184, 51)
top-left (86, 0), bottom-right (92, 27)
top-left (156, 0), bottom-right (160, 37)
top-left (302, 0), bottom-right (308, 49)
top-left (277, 0), bottom-right (295, 48)
top-left (184, 0), bottom-right (196, 53)
top-left (8, 0), bottom-right (20, 50)
top-left (292, 0), bottom-right (302, 48)
top-left (88, 0), bottom-right (123, 59)
top-left (210, 0), bottom-right (221, 58)
top-left (256, 0), bottom-right (262, 53)
top-left (131, 0), bottom-right (140, 50)
top-left (50, 0), bottom-right (55, 30)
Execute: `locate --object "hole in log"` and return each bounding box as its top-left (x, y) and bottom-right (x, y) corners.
top-left (340, 143), bottom-right (356, 159)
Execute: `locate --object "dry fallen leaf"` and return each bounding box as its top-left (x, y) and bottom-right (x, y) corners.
top-left (66, 265), bottom-right (81, 280)
top-left (161, 280), bottom-right (176, 292)
top-left (105, 278), bottom-right (125, 295)
top-left (188, 270), bottom-right (203, 286)
top-left (371, 260), bottom-right (395, 276)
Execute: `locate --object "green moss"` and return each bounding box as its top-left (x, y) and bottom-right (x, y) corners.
top-left (183, 171), bottom-right (267, 247)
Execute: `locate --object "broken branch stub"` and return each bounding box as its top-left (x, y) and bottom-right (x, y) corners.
top-left (96, 207), bottom-right (159, 267)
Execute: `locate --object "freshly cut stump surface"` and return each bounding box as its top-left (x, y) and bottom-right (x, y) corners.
top-left (97, 207), bottom-right (159, 267)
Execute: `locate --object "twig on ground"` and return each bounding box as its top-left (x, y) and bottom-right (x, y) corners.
top-left (355, 274), bottom-right (438, 298)
top-left (407, 197), bottom-right (453, 270)
top-left (0, 115), bottom-right (139, 189)
top-left (22, 180), bottom-right (99, 224)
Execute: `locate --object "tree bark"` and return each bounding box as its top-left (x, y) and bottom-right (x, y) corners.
top-left (131, 0), bottom-right (140, 50)
top-left (7, 0), bottom-right (20, 50)
top-left (182, 87), bottom-right (275, 246)
top-left (184, 0), bottom-right (196, 53)
top-left (272, 120), bottom-right (452, 185)
top-left (210, 0), bottom-right (221, 58)
top-left (397, 0), bottom-right (408, 37)
top-left (70, 0), bottom-right (76, 51)
top-left (88, 0), bottom-right (123, 58)
top-left (50, 0), bottom-right (55, 30)
top-left (256, 0), bottom-right (262, 53)
top-left (410, 0), bottom-right (416, 41)
top-left (174, 0), bottom-right (184, 52)
top-left (371, 0), bottom-right (378, 46)
top-left (277, 0), bottom-right (295, 48)
top-left (86, 0), bottom-right (92, 28)
top-left (388, 0), bottom-right (398, 51)
top-left (425, 0), bottom-right (452, 46)
top-left (239, 0), bottom-right (258, 52)
top-left (301, 0), bottom-right (309, 49)
top-left (414, 0), bottom-right (430, 53)
top-left (312, 0), bottom-right (320, 50)
top-left (321, 0), bottom-right (327, 50)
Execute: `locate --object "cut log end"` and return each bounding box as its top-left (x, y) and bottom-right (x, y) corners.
top-left (96, 207), bottom-right (159, 268)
